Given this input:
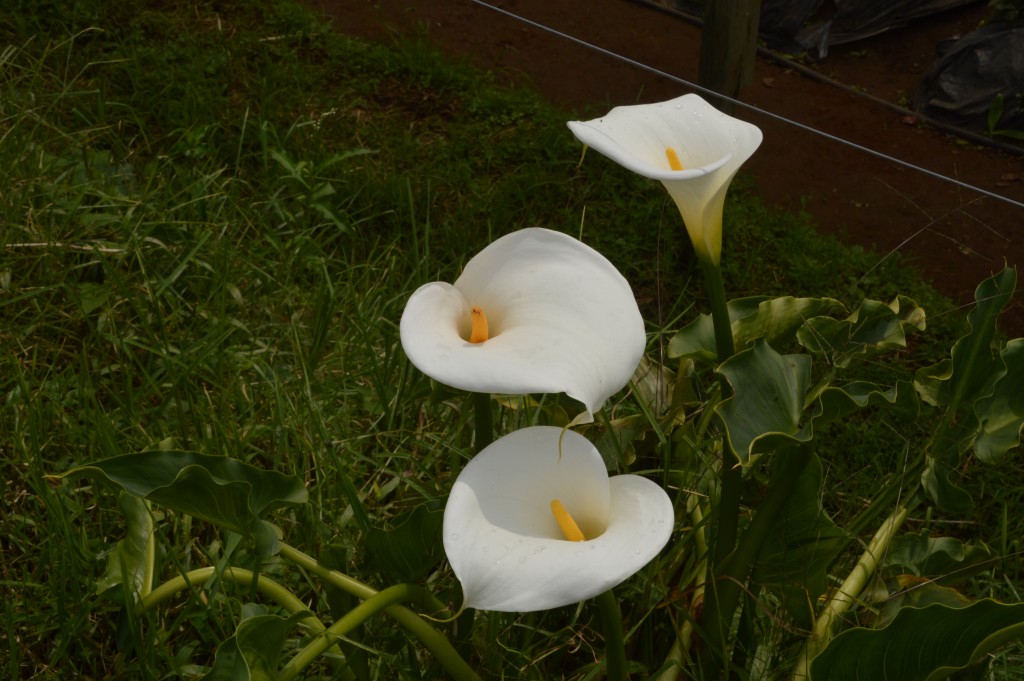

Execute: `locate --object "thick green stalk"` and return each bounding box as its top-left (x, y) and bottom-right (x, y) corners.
top-left (460, 390), bottom-right (493, 658)
top-left (700, 259), bottom-right (736, 363)
top-left (140, 566), bottom-right (306, 616)
top-left (789, 505), bottom-right (910, 680)
top-left (596, 589), bottom-right (628, 681)
top-left (700, 258), bottom-right (740, 568)
top-left (279, 584), bottom-right (426, 681)
top-left (139, 565), bottom-right (352, 678)
top-left (277, 543), bottom-right (479, 681)
top-left (473, 391), bottom-right (493, 453)
top-left (696, 257), bottom-right (744, 679)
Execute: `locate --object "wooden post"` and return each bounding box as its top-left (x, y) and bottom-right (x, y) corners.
top-left (698, 0), bottom-right (762, 114)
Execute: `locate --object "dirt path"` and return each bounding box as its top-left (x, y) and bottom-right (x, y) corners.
top-left (308, 0), bottom-right (1024, 335)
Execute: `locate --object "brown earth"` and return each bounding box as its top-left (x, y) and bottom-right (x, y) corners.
top-left (306, 0), bottom-right (1024, 336)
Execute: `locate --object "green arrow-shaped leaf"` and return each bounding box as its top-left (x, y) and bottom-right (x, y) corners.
top-left (716, 339), bottom-right (812, 462)
top-left (941, 267), bottom-right (1015, 414)
top-left (973, 338), bottom-right (1024, 464)
top-left (363, 504), bottom-right (445, 583)
top-left (50, 451), bottom-right (308, 556)
top-left (669, 296), bottom-right (844, 363)
top-left (914, 267), bottom-right (1017, 511)
top-left (201, 609), bottom-right (313, 681)
top-left (798, 295), bottom-right (924, 368)
top-left (884, 532), bottom-right (993, 582)
top-left (811, 380), bottom-right (919, 428)
top-left (809, 600), bottom-right (1024, 681)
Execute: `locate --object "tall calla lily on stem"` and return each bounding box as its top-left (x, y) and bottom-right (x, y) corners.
top-left (571, 96), bottom-right (762, 676)
top-left (400, 228), bottom-right (645, 425)
top-left (567, 94), bottom-right (762, 266)
top-left (443, 426), bottom-right (674, 612)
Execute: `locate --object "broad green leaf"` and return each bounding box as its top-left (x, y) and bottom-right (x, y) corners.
top-left (716, 345), bottom-right (919, 464)
top-left (914, 267), bottom-right (1015, 413)
top-left (716, 339), bottom-right (812, 462)
top-left (973, 338), bottom-right (1024, 463)
top-left (914, 267), bottom-right (1017, 511)
top-left (51, 451), bottom-right (308, 556)
top-left (669, 296), bottom-right (843, 363)
top-left (797, 295), bottom-right (924, 368)
top-left (363, 504), bottom-right (445, 582)
top-left (809, 600), bottom-right (1024, 681)
top-left (875, 579), bottom-right (972, 629)
top-left (914, 359), bottom-right (951, 408)
top-left (201, 609), bottom-right (312, 681)
top-left (811, 380), bottom-right (919, 428)
top-left (884, 532), bottom-right (993, 581)
top-left (95, 492), bottom-right (154, 601)
top-left (752, 453), bottom-right (847, 627)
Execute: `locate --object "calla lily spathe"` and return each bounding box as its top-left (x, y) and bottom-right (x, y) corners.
top-left (567, 94), bottom-right (762, 266)
top-left (443, 426), bottom-right (674, 612)
top-left (400, 228), bottom-right (645, 425)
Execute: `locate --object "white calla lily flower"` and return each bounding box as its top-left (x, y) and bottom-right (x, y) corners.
top-left (568, 94), bottom-right (762, 266)
top-left (400, 228), bottom-right (645, 425)
top-left (443, 426), bottom-right (674, 612)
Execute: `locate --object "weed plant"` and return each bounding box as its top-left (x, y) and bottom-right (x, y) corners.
top-left (1, 0), bottom-right (1018, 678)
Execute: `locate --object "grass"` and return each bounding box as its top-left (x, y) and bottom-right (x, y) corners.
top-left (1, 0), bottom-right (1021, 679)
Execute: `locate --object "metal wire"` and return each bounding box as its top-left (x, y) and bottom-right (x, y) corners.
top-left (469, 0), bottom-right (1024, 212)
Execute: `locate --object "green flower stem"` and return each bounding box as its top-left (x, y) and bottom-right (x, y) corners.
top-left (700, 258), bottom-right (740, 570)
top-left (459, 392), bottom-right (489, 661)
top-left (139, 566), bottom-right (309, 617)
top-left (697, 256), bottom-right (746, 679)
top-left (139, 565), bottom-right (353, 678)
top-left (278, 584), bottom-right (427, 681)
top-left (789, 504), bottom-right (910, 681)
top-left (596, 589), bottom-right (628, 681)
top-left (278, 543), bottom-right (480, 681)
top-left (473, 391), bottom-right (493, 453)
top-left (699, 259), bottom-right (736, 363)
top-left (699, 445), bottom-right (812, 679)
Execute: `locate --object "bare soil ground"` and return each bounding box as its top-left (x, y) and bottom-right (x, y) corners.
top-left (306, 0), bottom-right (1024, 335)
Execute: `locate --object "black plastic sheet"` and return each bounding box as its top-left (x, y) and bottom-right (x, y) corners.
top-left (757, 0), bottom-right (824, 50)
top-left (667, 0), bottom-right (984, 56)
top-left (914, 24), bottom-right (1024, 134)
top-left (788, 0), bottom-right (983, 57)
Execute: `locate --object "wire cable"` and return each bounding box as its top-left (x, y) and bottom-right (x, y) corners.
top-left (468, 0), bottom-right (1024, 212)
top-left (625, 0), bottom-right (1024, 157)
